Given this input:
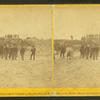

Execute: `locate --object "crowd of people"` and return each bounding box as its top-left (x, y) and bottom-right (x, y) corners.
top-left (54, 43), bottom-right (73, 60)
top-left (80, 43), bottom-right (99, 60)
top-left (59, 44), bottom-right (73, 60)
top-left (0, 44), bottom-right (36, 61)
top-left (54, 42), bottom-right (100, 60)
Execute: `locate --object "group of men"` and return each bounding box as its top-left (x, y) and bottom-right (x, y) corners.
top-left (60, 44), bottom-right (73, 60)
top-left (80, 43), bottom-right (99, 60)
top-left (55, 41), bottom-right (100, 60)
top-left (0, 44), bottom-right (36, 60)
top-left (54, 43), bottom-right (73, 60)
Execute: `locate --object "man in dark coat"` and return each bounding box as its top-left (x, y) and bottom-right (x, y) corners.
top-left (85, 44), bottom-right (90, 59)
top-left (4, 44), bottom-right (9, 60)
top-left (60, 44), bottom-right (66, 58)
top-left (8, 44), bottom-right (12, 60)
top-left (20, 46), bottom-right (25, 60)
top-left (12, 45), bottom-right (18, 60)
top-left (30, 46), bottom-right (36, 60)
top-left (0, 45), bottom-right (4, 59)
top-left (80, 44), bottom-right (85, 58)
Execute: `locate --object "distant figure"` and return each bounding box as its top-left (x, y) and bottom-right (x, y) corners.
top-left (85, 44), bottom-right (90, 59)
top-left (90, 45), bottom-right (94, 60)
top-left (54, 49), bottom-right (58, 61)
top-left (60, 44), bottom-right (66, 58)
top-left (8, 44), bottom-right (12, 60)
top-left (4, 45), bottom-right (9, 60)
top-left (30, 46), bottom-right (36, 60)
top-left (95, 46), bottom-right (99, 60)
top-left (80, 44), bottom-right (85, 58)
top-left (92, 45), bottom-right (99, 60)
top-left (0, 45), bottom-right (4, 59)
top-left (20, 46), bottom-right (25, 60)
top-left (66, 46), bottom-right (73, 60)
top-left (14, 45), bottom-right (18, 60)
top-left (12, 45), bottom-right (18, 60)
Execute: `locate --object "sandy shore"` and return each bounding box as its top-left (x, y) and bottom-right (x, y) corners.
top-left (0, 52), bottom-right (52, 88)
top-left (54, 52), bottom-right (100, 88)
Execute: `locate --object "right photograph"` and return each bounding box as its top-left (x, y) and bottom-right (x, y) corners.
top-left (54, 6), bottom-right (100, 87)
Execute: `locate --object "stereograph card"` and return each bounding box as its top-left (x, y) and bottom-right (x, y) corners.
top-left (0, 4), bottom-right (99, 97)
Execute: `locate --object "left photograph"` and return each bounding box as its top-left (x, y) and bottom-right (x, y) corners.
top-left (0, 5), bottom-right (52, 87)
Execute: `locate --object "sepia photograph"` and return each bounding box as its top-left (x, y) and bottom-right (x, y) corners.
top-left (0, 6), bottom-right (52, 87)
top-left (54, 6), bottom-right (100, 88)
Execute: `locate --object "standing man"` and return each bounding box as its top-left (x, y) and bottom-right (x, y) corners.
top-left (20, 46), bottom-right (25, 60)
top-left (85, 44), bottom-right (90, 59)
top-left (4, 44), bottom-right (9, 60)
top-left (8, 44), bottom-right (12, 60)
top-left (0, 45), bottom-right (4, 59)
top-left (60, 43), bottom-right (66, 58)
top-left (30, 46), bottom-right (36, 60)
top-left (14, 45), bottom-right (18, 60)
top-left (12, 44), bottom-right (18, 60)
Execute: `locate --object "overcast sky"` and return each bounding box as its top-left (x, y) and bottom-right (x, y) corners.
top-left (54, 6), bottom-right (100, 40)
top-left (0, 6), bottom-right (52, 39)
top-left (1, 6), bottom-right (100, 40)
